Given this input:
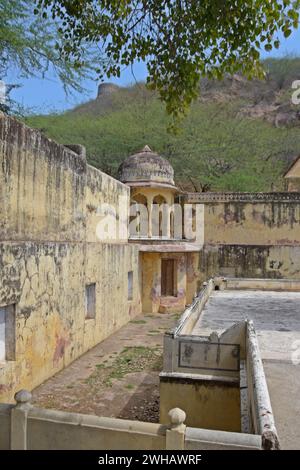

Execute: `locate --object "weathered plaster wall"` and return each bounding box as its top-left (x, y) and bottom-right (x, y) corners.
top-left (141, 252), bottom-right (196, 313)
top-left (160, 377), bottom-right (241, 432)
top-left (0, 115), bottom-right (86, 242)
top-left (131, 187), bottom-right (174, 205)
top-left (199, 244), bottom-right (300, 282)
top-left (141, 252), bottom-right (161, 313)
top-left (0, 399), bottom-right (262, 450)
top-left (186, 252), bottom-right (201, 301)
top-left (0, 114), bottom-right (141, 402)
top-left (285, 156), bottom-right (300, 178)
top-left (203, 201), bottom-right (300, 246)
top-left (86, 165), bottom-right (129, 243)
top-left (185, 194), bottom-right (300, 283)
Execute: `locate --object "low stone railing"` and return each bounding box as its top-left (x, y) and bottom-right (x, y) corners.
top-left (0, 392), bottom-right (262, 450)
top-left (0, 392), bottom-right (186, 450)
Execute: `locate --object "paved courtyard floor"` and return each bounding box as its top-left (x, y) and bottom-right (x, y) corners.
top-left (193, 290), bottom-right (300, 449)
top-left (32, 313), bottom-right (177, 423)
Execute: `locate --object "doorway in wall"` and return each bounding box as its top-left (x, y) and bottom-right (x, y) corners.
top-left (161, 259), bottom-right (177, 297)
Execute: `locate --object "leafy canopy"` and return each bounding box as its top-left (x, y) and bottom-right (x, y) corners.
top-left (35, 0), bottom-right (300, 120)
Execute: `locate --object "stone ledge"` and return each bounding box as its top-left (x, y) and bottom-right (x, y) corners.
top-left (184, 192), bottom-right (300, 203)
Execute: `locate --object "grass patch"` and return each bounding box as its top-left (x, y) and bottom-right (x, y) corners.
top-left (86, 346), bottom-right (162, 387)
top-left (124, 384), bottom-right (135, 390)
top-left (130, 319), bottom-right (147, 324)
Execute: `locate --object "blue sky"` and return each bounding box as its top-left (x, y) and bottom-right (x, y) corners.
top-left (7, 28), bottom-right (300, 115)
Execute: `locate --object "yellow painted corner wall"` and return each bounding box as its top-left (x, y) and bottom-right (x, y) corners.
top-left (0, 114), bottom-right (141, 402)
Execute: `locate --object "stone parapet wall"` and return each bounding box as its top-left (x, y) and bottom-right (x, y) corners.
top-left (0, 392), bottom-right (262, 450)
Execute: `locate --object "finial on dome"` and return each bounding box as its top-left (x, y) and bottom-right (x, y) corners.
top-left (141, 145), bottom-right (152, 152)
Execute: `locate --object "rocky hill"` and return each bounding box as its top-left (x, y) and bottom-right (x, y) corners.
top-left (25, 58), bottom-right (300, 192)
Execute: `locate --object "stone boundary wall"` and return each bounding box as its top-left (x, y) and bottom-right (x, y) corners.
top-left (184, 190), bottom-right (300, 281)
top-left (0, 391), bottom-right (262, 450)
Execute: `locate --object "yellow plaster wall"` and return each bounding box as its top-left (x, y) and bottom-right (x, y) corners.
top-left (189, 198), bottom-right (300, 283)
top-left (0, 115), bottom-right (86, 242)
top-left (141, 252), bottom-right (161, 313)
top-left (203, 201), bottom-right (300, 246)
top-left (0, 114), bottom-right (141, 402)
top-left (186, 252), bottom-right (200, 303)
top-left (86, 165), bottom-right (130, 243)
top-left (141, 252), bottom-right (193, 313)
top-left (199, 243), bottom-right (300, 282)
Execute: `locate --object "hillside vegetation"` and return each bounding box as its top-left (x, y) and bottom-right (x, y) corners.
top-left (25, 58), bottom-right (300, 192)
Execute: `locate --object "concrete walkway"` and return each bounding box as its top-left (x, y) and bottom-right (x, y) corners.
top-left (32, 313), bottom-right (177, 423)
top-left (193, 290), bottom-right (300, 449)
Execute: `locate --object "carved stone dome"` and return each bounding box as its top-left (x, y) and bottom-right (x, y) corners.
top-left (118, 145), bottom-right (175, 189)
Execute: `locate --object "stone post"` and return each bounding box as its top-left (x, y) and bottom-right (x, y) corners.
top-left (10, 389), bottom-right (32, 450)
top-left (166, 408), bottom-right (186, 450)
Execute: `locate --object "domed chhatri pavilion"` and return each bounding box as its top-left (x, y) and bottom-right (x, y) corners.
top-left (118, 145), bottom-right (179, 239)
top-left (118, 146), bottom-right (201, 314)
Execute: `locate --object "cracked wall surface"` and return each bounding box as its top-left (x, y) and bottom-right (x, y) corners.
top-left (203, 201), bottom-right (300, 246)
top-left (195, 200), bottom-right (300, 283)
top-left (0, 113), bottom-right (141, 402)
